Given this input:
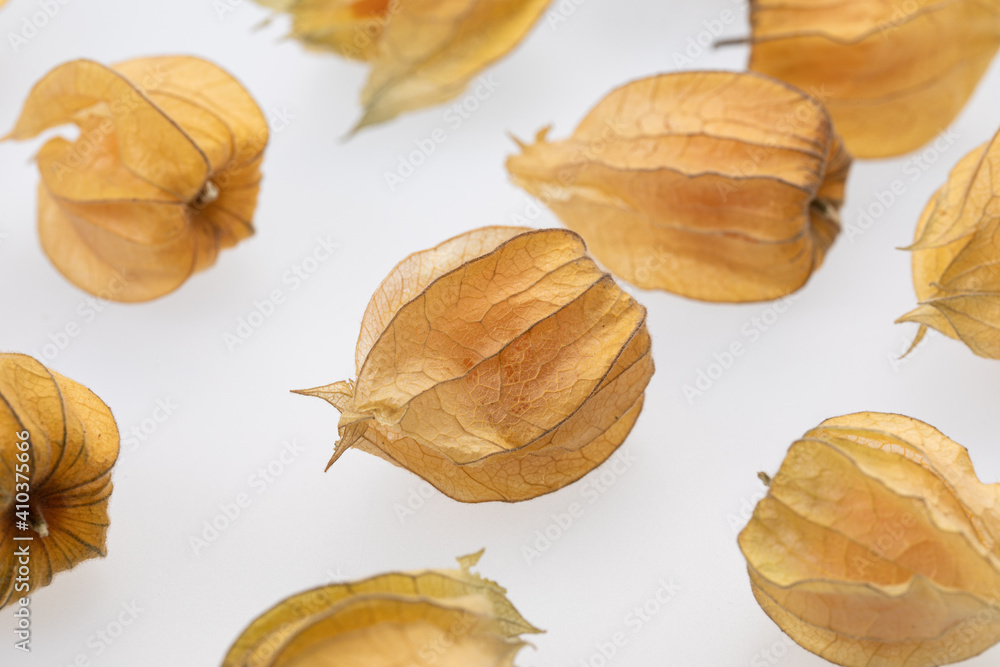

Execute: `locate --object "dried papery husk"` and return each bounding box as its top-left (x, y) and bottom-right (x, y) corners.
top-left (254, 0), bottom-right (389, 61)
top-left (256, 0), bottom-right (550, 130)
top-left (739, 412), bottom-right (1000, 667)
top-left (295, 226), bottom-right (653, 502)
top-left (4, 56), bottom-right (268, 302)
top-left (0, 353), bottom-right (119, 609)
top-left (743, 0), bottom-right (1000, 158)
top-left (898, 125), bottom-right (1000, 358)
top-left (222, 550), bottom-right (541, 667)
top-left (506, 71), bottom-right (850, 303)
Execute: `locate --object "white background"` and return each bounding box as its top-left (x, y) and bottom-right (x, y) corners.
top-left (1, 0), bottom-right (1000, 665)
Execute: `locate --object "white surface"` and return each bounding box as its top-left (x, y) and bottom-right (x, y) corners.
top-left (1, 0), bottom-right (1000, 665)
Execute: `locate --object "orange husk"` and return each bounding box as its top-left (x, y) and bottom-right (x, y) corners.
top-left (257, 0), bottom-right (550, 130)
top-left (4, 56), bottom-right (268, 302)
top-left (744, 0), bottom-right (1000, 158)
top-left (740, 412), bottom-right (1000, 666)
top-left (507, 71), bottom-right (850, 302)
top-left (0, 353), bottom-right (119, 609)
top-left (295, 226), bottom-right (653, 502)
top-left (221, 550), bottom-right (541, 667)
top-left (898, 124), bottom-right (1000, 358)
